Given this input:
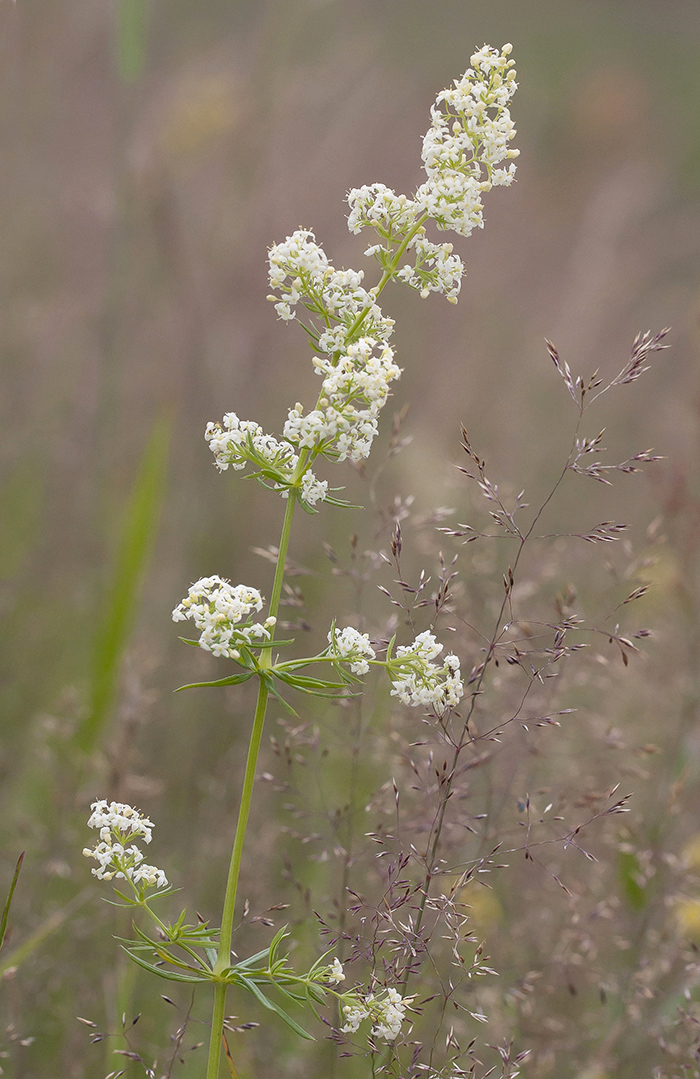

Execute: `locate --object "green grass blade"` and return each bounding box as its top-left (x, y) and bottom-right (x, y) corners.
top-left (0, 852), bottom-right (24, 951)
top-left (116, 0), bottom-right (149, 83)
top-left (76, 412), bottom-right (171, 753)
top-left (0, 888), bottom-right (92, 976)
top-left (0, 459), bottom-right (44, 580)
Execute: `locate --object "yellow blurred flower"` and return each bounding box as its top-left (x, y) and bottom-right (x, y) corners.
top-left (160, 76), bottom-right (239, 159)
top-left (674, 898), bottom-right (700, 937)
top-left (682, 834), bottom-right (700, 870)
top-left (636, 548), bottom-right (679, 612)
top-left (457, 884), bottom-right (503, 932)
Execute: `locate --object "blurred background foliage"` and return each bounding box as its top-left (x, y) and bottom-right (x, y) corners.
top-left (0, 0), bottom-right (699, 1076)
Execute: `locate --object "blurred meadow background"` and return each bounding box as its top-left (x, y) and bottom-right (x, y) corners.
top-left (1, 0), bottom-right (700, 1076)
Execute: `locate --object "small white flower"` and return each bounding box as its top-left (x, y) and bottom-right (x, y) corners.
top-left (87, 800), bottom-right (154, 844)
top-left (85, 802), bottom-right (168, 891)
top-left (341, 1001), bottom-right (370, 1034)
top-left (328, 958), bottom-right (345, 984)
top-left (390, 633), bottom-right (464, 715)
top-left (172, 577), bottom-right (267, 660)
top-left (300, 469), bottom-right (328, 507)
top-left (131, 863), bottom-right (169, 889)
top-left (266, 229), bottom-right (401, 467)
top-left (415, 45), bottom-right (518, 238)
top-left (329, 625), bottom-right (376, 675)
top-left (399, 234), bottom-right (464, 302)
top-left (347, 183), bottom-right (419, 237)
top-left (339, 986), bottom-right (411, 1043)
top-left (340, 987), bottom-right (411, 1043)
top-left (285, 337), bottom-right (400, 464)
top-left (371, 987), bottom-right (412, 1042)
top-left (205, 413), bottom-right (298, 477)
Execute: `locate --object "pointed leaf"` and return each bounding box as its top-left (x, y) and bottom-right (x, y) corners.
top-left (176, 672), bottom-right (255, 692)
top-left (0, 853), bottom-right (24, 951)
top-left (241, 978), bottom-right (314, 1040)
top-left (122, 948), bottom-right (208, 983)
top-left (76, 412), bottom-right (171, 752)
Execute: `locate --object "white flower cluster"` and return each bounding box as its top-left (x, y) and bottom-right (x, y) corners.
top-left (341, 987), bottom-right (410, 1043)
top-left (87, 799), bottom-right (154, 843)
top-left (172, 576), bottom-right (276, 659)
top-left (284, 335), bottom-right (401, 463)
top-left (205, 413), bottom-right (296, 473)
top-left (395, 234), bottom-right (464, 303)
top-left (347, 45), bottom-right (518, 300)
top-left (205, 413), bottom-right (328, 507)
top-left (206, 51), bottom-right (517, 510)
top-left (415, 43), bottom-right (519, 236)
top-left (346, 183), bottom-right (419, 239)
top-left (267, 229), bottom-right (393, 344)
top-left (83, 800), bottom-right (168, 891)
top-left (265, 229), bottom-right (401, 464)
top-left (204, 50), bottom-right (517, 516)
top-left (328, 625), bottom-right (376, 675)
top-left (390, 631), bottom-right (464, 715)
top-left (347, 185), bottom-right (463, 303)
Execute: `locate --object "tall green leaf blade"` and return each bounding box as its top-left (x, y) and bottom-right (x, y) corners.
top-left (116, 0), bottom-right (149, 83)
top-left (0, 460), bottom-right (44, 580)
top-left (0, 889), bottom-right (92, 977)
top-left (0, 852), bottom-right (24, 951)
top-left (76, 412), bottom-right (171, 753)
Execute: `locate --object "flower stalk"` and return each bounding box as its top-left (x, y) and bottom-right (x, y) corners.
top-left (85, 44), bottom-right (521, 1078)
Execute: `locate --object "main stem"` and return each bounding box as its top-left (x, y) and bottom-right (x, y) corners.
top-left (204, 225), bottom-right (426, 1076)
top-left (205, 490), bottom-right (297, 1079)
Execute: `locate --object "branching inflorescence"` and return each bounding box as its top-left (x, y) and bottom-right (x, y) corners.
top-left (80, 37), bottom-right (676, 1078)
top-left (85, 44), bottom-right (526, 1079)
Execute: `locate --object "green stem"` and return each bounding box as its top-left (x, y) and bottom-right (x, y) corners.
top-left (207, 982), bottom-right (227, 1079)
top-left (214, 680), bottom-right (271, 978)
top-left (268, 487), bottom-right (299, 623)
top-left (344, 215), bottom-right (429, 342)
top-left (205, 491), bottom-right (297, 1079)
top-left (203, 220), bottom-right (420, 1075)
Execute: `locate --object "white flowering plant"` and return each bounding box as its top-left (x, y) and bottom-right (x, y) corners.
top-left (86, 44), bottom-right (520, 1079)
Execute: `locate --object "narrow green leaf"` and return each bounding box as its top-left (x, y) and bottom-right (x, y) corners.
top-left (230, 945), bottom-right (273, 971)
top-left (76, 412), bottom-right (171, 753)
top-left (0, 889), bottom-right (92, 977)
top-left (130, 922), bottom-right (163, 947)
top-left (0, 853), bottom-right (24, 951)
top-left (253, 637), bottom-right (296, 650)
top-left (267, 925), bottom-right (290, 962)
top-left (323, 495), bottom-right (357, 509)
top-left (176, 671), bottom-right (255, 692)
top-left (241, 977), bottom-right (314, 1040)
top-left (116, 0), bottom-right (149, 83)
top-left (266, 684), bottom-right (299, 716)
top-left (273, 672), bottom-right (350, 694)
top-left (0, 460), bottom-right (44, 580)
top-left (618, 850), bottom-right (648, 911)
top-left (267, 979), bottom-right (306, 1006)
top-left (123, 948), bottom-right (208, 983)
